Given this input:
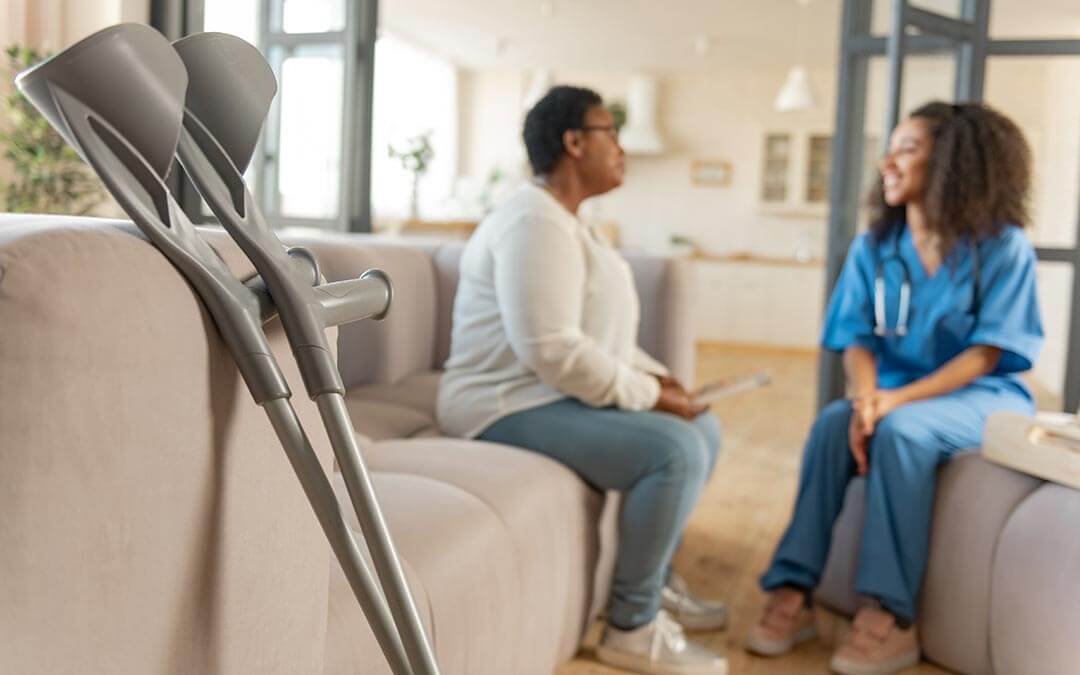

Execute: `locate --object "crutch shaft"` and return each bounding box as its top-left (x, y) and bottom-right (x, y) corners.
top-left (262, 398), bottom-right (413, 675)
top-left (316, 393), bottom-right (440, 675)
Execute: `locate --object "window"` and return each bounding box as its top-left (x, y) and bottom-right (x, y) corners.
top-left (761, 131), bottom-right (879, 217)
top-left (370, 35), bottom-right (458, 225)
top-left (199, 0), bottom-right (377, 230)
top-left (279, 0), bottom-right (345, 33)
top-left (270, 43), bottom-right (345, 219)
top-left (761, 133), bottom-right (791, 203)
top-left (805, 135), bottom-right (831, 203)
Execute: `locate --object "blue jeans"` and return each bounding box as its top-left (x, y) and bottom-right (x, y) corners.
top-left (760, 385), bottom-right (1033, 622)
top-left (479, 398), bottom-right (722, 629)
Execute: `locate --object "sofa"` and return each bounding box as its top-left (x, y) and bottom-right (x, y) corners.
top-left (816, 441), bottom-right (1080, 674)
top-left (0, 214), bottom-right (695, 675)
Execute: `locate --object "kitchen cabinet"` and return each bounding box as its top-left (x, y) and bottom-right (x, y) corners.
top-left (694, 258), bottom-right (825, 348)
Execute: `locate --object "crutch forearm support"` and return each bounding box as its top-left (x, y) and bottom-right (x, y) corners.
top-left (16, 23), bottom-right (432, 675)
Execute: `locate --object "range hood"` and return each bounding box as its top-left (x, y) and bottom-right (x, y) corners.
top-left (619, 75), bottom-right (664, 155)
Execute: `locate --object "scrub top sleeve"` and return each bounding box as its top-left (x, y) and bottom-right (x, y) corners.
top-left (821, 235), bottom-right (877, 353)
top-left (968, 228), bottom-right (1044, 373)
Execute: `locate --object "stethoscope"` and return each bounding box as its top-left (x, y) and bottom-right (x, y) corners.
top-left (873, 228), bottom-right (982, 337)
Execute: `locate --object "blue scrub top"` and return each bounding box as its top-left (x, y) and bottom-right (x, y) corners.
top-left (822, 224), bottom-right (1044, 399)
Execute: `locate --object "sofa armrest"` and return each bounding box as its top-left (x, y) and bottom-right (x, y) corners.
top-left (623, 252), bottom-right (697, 386)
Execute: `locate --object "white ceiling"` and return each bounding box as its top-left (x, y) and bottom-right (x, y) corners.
top-left (380, 0), bottom-right (1080, 71)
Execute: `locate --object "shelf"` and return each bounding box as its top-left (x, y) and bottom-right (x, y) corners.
top-left (691, 251), bottom-right (824, 268)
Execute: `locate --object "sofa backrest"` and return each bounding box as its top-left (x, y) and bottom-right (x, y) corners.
top-left (0, 215), bottom-right (333, 675)
top-left (432, 244), bottom-right (464, 369)
top-left (283, 230), bottom-right (697, 390)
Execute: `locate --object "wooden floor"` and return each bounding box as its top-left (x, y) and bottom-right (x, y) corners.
top-left (557, 344), bottom-right (972, 675)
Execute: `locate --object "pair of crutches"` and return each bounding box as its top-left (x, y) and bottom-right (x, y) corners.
top-left (16, 23), bottom-right (439, 675)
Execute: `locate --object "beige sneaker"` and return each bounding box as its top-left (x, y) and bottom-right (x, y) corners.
top-left (829, 606), bottom-right (919, 675)
top-left (596, 610), bottom-right (728, 675)
top-left (744, 587), bottom-right (817, 656)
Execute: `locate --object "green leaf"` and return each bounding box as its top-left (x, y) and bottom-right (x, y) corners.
top-left (0, 42), bottom-right (103, 212)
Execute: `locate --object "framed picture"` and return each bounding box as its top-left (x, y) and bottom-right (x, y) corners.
top-left (690, 159), bottom-right (733, 187)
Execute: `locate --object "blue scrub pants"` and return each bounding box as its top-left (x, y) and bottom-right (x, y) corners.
top-left (479, 398), bottom-right (721, 629)
top-left (760, 385), bottom-right (1032, 622)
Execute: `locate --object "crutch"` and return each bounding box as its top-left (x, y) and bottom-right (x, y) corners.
top-left (16, 23), bottom-right (431, 675)
top-left (169, 31), bottom-right (438, 675)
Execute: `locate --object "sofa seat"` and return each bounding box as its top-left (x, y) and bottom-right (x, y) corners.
top-left (366, 438), bottom-right (613, 667)
top-left (326, 471), bottom-right (515, 675)
top-left (325, 437), bottom-right (612, 675)
top-left (345, 371), bottom-right (442, 441)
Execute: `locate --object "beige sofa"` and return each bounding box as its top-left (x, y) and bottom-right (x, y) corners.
top-left (816, 441), bottom-right (1080, 674)
top-left (0, 214), bottom-right (695, 675)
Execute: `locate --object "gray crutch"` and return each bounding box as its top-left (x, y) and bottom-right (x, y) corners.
top-left (169, 31), bottom-right (438, 675)
top-left (16, 24), bottom-right (431, 675)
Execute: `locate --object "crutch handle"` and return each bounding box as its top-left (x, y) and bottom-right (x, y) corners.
top-left (315, 269), bottom-right (392, 327)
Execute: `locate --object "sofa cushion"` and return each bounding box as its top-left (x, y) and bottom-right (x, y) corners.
top-left (362, 438), bottom-right (613, 671)
top-left (815, 452), bottom-right (1043, 674)
top-left (324, 471), bottom-right (519, 675)
top-left (346, 397), bottom-right (438, 441)
top-left (0, 216), bottom-right (333, 675)
top-left (348, 370), bottom-right (442, 420)
top-left (622, 252), bottom-right (696, 385)
top-left (991, 483), bottom-right (1080, 675)
top-left (918, 453), bottom-right (1041, 673)
top-left (432, 244), bottom-right (463, 368)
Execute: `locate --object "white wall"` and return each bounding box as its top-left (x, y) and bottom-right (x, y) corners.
top-left (460, 64), bottom-right (838, 258)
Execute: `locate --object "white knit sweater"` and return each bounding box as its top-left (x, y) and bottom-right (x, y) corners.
top-left (437, 182), bottom-right (667, 439)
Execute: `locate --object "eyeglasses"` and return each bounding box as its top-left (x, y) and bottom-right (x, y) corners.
top-left (578, 125), bottom-right (619, 141)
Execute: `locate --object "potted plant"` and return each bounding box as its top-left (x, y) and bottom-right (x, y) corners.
top-left (388, 130), bottom-right (434, 220)
top-left (0, 45), bottom-right (105, 214)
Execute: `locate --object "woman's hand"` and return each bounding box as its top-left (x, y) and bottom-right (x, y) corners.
top-left (866, 389), bottom-right (904, 422)
top-left (849, 408), bottom-right (870, 475)
top-left (656, 374), bottom-right (685, 391)
top-left (848, 389), bottom-right (906, 474)
top-left (654, 381), bottom-right (708, 420)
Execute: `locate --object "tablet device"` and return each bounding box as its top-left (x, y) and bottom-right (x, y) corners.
top-left (690, 371), bottom-right (771, 406)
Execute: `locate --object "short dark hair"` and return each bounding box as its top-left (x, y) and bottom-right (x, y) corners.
top-left (868, 100), bottom-right (1032, 256)
top-left (522, 85), bottom-right (603, 176)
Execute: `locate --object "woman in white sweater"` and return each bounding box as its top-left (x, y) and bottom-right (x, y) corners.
top-left (437, 86), bottom-right (727, 675)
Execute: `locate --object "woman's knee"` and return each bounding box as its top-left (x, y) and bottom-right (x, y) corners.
top-left (869, 410), bottom-right (939, 471)
top-left (692, 411), bottom-right (722, 471)
top-left (816, 398), bottom-right (853, 431)
top-left (643, 419), bottom-right (711, 484)
top-left (803, 398), bottom-right (853, 457)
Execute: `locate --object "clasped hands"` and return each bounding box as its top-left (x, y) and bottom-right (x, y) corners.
top-left (849, 389), bottom-right (905, 476)
top-left (653, 374), bottom-right (708, 420)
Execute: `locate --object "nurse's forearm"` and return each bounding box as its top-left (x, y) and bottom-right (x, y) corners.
top-left (843, 346), bottom-right (878, 397)
top-left (895, 345), bottom-right (1003, 404)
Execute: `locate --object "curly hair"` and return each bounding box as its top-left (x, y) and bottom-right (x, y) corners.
top-left (522, 85), bottom-right (603, 176)
top-left (867, 101), bottom-right (1032, 256)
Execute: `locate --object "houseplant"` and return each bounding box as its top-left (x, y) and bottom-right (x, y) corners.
top-left (388, 130), bottom-right (434, 220)
top-left (0, 45), bottom-right (105, 214)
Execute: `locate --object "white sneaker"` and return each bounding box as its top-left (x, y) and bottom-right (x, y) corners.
top-left (662, 573), bottom-right (729, 631)
top-left (596, 610), bottom-right (729, 675)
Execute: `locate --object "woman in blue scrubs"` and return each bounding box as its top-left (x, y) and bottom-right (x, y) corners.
top-left (745, 101), bottom-right (1044, 675)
